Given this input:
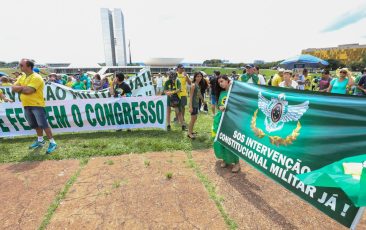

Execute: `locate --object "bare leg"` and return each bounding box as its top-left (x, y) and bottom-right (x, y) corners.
top-left (167, 107), bottom-right (171, 126)
top-left (35, 128), bottom-right (43, 137)
top-left (211, 104), bottom-right (216, 115)
top-left (188, 115), bottom-right (197, 136)
top-left (44, 128), bottom-right (53, 139)
top-left (175, 108), bottom-right (183, 125)
top-left (181, 107), bottom-right (186, 123)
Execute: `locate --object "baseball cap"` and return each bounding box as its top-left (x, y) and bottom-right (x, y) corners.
top-left (277, 68), bottom-right (285, 72)
top-left (33, 67), bottom-right (40, 73)
top-left (176, 64), bottom-right (184, 69)
top-left (245, 64), bottom-right (255, 68)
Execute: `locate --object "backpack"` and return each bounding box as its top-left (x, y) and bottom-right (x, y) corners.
top-left (169, 79), bottom-right (180, 107)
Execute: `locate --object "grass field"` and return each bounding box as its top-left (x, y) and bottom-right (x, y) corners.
top-left (0, 68), bottom-right (50, 78)
top-left (193, 67), bottom-right (277, 79)
top-left (0, 66), bottom-right (330, 164)
top-left (0, 111), bottom-right (214, 163)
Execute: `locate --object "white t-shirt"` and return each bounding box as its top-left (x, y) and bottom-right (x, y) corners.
top-left (156, 77), bottom-right (163, 87)
top-left (279, 80), bottom-right (298, 89)
top-left (297, 75), bottom-right (305, 90)
top-left (258, 74), bottom-right (266, 85)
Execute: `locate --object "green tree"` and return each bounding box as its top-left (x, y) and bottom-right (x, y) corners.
top-left (326, 59), bottom-right (345, 70)
top-left (203, 59), bottom-right (223, 67)
top-left (349, 62), bottom-right (364, 71)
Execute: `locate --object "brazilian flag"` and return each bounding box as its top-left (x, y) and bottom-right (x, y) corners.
top-left (298, 154), bottom-right (366, 207)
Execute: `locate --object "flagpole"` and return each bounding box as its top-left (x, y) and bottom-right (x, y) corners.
top-left (350, 207), bottom-right (365, 230)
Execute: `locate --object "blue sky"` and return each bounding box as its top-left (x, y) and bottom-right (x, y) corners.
top-left (322, 4), bottom-right (366, 32)
top-left (1, 0), bottom-right (366, 65)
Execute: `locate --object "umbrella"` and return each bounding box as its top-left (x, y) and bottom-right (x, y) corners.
top-left (0, 72), bottom-right (8, 77)
top-left (280, 54), bottom-right (329, 69)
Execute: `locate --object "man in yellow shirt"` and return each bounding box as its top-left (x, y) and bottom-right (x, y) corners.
top-left (271, 68), bottom-right (285, 87)
top-left (12, 59), bottom-right (57, 154)
top-left (176, 64), bottom-right (191, 127)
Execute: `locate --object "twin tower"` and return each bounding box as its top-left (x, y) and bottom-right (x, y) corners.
top-left (100, 8), bottom-right (127, 66)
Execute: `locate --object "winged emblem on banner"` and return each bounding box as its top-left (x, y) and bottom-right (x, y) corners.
top-left (258, 92), bottom-right (309, 133)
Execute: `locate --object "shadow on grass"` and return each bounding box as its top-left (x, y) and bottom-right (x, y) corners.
top-left (5, 148), bottom-right (46, 172)
top-left (214, 161), bottom-right (298, 230)
top-left (4, 129), bottom-right (170, 144)
top-left (1, 128), bottom-right (213, 163)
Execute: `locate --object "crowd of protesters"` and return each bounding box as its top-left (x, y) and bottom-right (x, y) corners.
top-left (247, 65), bottom-right (366, 96)
top-left (1, 59), bottom-right (366, 169)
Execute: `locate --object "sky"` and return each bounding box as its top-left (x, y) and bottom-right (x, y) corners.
top-left (1, 0), bottom-right (366, 65)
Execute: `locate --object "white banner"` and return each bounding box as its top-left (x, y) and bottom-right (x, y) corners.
top-left (0, 96), bottom-right (167, 137)
top-left (127, 67), bottom-right (155, 96)
top-left (0, 68), bottom-right (155, 103)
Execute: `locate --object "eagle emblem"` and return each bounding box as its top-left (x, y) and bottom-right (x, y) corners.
top-left (258, 92), bottom-right (309, 133)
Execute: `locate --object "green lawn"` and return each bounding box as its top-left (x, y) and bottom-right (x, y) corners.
top-left (193, 67), bottom-right (277, 80)
top-left (0, 68), bottom-right (49, 78)
top-left (0, 111), bottom-right (214, 163)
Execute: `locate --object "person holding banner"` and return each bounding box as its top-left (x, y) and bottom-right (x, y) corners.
top-left (11, 59), bottom-right (57, 154)
top-left (327, 68), bottom-right (354, 94)
top-left (271, 68), bottom-right (285, 87)
top-left (0, 89), bottom-right (13, 102)
top-left (356, 68), bottom-right (366, 96)
top-left (110, 72), bottom-right (132, 97)
top-left (212, 75), bottom-right (240, 173)
top-left (164, 71), bottom-right (185, 131)
top-left (279, 70), bottom-right (298, 89)
top-left (72, 75), bottom-right (86, 90)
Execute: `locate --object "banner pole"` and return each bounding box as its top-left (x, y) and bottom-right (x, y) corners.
top-left (350, 207), bottom-right (365, 230)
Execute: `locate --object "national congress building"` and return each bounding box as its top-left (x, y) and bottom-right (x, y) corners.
top-left (302, 43), bottom-right (366, 65)
top-left (100, 8), bottom-right (127, 66)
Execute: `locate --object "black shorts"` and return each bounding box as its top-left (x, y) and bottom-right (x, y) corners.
top-left (24, 106), bottom-right (49, 129)
top-left (180, 96), bottom-right (187, 107)
top-left (191, 107), bottom-right (199, 116)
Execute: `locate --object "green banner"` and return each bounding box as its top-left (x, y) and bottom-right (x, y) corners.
top-left (216, 81), bottom-right (366, 228)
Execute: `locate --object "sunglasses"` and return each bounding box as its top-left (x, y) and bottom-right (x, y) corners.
top-left (340, 71), bottom-right (347, 74)
top-left (19, 64), bottom-right (23, 67)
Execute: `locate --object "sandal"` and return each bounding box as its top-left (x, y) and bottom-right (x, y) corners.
top-left (187, 134), bottom-right (195, 139)
top-left (231, 163), bottom-right (241, 173)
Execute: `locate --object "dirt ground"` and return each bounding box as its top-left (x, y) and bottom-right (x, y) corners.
top-left (47, 152), bottom-right (226, 229)
top-left (1, 150), bottom-right (365, 229)
top-left (192, 149), bottom-right (366, 230)
top-left (0, 160), bottom-right (79, 230)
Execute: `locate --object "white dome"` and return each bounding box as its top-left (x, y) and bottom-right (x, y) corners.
top-left (144, 58), bottom-right (183, 66)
